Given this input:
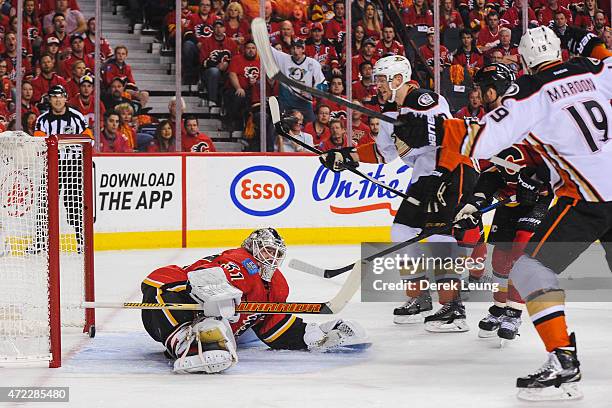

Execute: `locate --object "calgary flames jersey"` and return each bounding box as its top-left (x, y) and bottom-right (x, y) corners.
top-left (142, 248), bottom-right (307, 349)
top-left (444, 48), bottom-right (612, 202)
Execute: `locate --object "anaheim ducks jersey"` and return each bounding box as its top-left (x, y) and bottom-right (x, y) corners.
top-left (376, 88), bottom-right (451, 182)
top-left (449, 54), bottom-right (612, 201)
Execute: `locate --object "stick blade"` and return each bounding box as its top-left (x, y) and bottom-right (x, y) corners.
top-left (251, 17), bottom-right (279, 79)
top-left (289, 259), bottom-right (325, 278)
top-left (269, 95), bottom-right (281, 123)
top-left (325, 261), bottom-right (362, 313)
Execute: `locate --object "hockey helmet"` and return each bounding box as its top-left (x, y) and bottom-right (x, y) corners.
top-left (473, 63), bottom-right (516, 96)
top-left (242, 228), bottom-right (287, 282)
top-left (373, 55), bottom-right (412, 86)
top-left (518, 26), bottom-right (561, 73)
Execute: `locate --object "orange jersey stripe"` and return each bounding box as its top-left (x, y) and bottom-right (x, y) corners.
top-left (590, 44), bottom-right (612, 60)
top-left (531, 199), bottom-right (577, 257)
top-left (356, 142), bottom-right (382, 163)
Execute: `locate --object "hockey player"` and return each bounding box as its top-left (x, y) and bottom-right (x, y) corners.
top-left (318, 55), bottom-right (478, 332)
top-left (392, 26), bottom-right (612, 400)
top-left (141, 228), bottom-right (369, 374)
top-left (455, 63), bottom-right (554, 344)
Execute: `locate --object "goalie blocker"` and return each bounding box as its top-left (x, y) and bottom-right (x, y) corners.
top-left (141, 228), bottom-right (369, 374)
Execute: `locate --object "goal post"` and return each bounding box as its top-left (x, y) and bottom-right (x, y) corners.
top-left (0, 134), bottom-right (95, 368)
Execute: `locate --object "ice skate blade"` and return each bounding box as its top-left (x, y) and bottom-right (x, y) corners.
top-left (393, 310), bottom-right (432, 325)
top-left (478, 329), bottom-right (498, 338)
top-left (517, 383), bottom-right (583, 401)
top-left (425, 319), bottom-right (470, 333)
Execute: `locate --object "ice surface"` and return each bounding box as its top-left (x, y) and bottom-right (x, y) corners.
top-left (1, 245), bottom-right (610, 408)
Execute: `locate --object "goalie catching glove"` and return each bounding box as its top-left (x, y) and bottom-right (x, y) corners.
top-left (187, 267), bottom-right (243, 320)
top-left (319, 147), bottom-right (359, 173)
top-left (303, 319), bottom-right (369, 352)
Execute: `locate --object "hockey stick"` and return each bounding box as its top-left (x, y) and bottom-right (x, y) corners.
top-left (289, 196), bottom-right (514, 278)
top-left (269, 96), bottom-right (419, 204)
top-left (252, 18), bottom-right (522, 175)
top-left (81, 262), bottom-right (361, 315)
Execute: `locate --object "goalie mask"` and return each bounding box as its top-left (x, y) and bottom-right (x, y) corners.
top-left (242, 228), bottom-right (287, 282)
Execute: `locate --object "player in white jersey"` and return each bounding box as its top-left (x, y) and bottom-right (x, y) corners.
top-left (319, 55), bottom-right (478, 332)
top-left (270, 40), bottom-right (326, 124)
top-left (395, 26), bottom-right (612, 400)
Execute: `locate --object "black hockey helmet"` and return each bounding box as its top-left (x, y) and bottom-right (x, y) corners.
top-left (473, 63), bottom-right (516, 96)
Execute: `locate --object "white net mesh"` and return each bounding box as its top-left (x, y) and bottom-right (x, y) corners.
top-left (0, 134), bottom-right (87, 363)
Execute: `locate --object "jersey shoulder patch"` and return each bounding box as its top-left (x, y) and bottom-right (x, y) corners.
top-left (403, 88), bottom-right (440, 111)
top-left (500, 75), bottom-right (541, 102)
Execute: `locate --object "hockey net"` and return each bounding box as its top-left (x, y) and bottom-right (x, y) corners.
top-left (0, 133), bottom-right (94, 368)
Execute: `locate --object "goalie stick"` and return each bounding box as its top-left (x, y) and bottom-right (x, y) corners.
top-left (251, 18), bottom-right (521, 174)
top-left (81, 261), bottom-right (361, 315)
top-left (289, 197), bottom-right (514, 278)
top-left (269, 96), bottom-right (419, 204)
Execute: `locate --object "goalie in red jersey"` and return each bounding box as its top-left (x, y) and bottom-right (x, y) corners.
top-left (141, 228), bottom-right (369, 374)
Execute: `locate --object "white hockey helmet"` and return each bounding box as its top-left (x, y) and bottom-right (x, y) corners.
top-left (241, 228), bottom-right (286, 282)
top-left (518, 26), bottom-right (561, 72)
top-left (373, 55), bottom-right (412, 85)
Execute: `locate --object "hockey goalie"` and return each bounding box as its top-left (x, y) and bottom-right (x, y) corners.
top-left (141, 228), bottom-right (369, 374)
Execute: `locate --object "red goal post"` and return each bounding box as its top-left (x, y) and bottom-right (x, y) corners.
top-left (0, 134), bottom-right (95, 368)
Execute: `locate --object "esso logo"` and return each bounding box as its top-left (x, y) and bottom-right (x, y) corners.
top-left (230, 165), bottom-right (295, 216)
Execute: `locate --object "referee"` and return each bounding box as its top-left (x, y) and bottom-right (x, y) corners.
top-left (30, 85), bottom-right (92, 254)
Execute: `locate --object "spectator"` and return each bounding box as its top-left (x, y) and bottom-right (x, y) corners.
top-left (494, 27), bottom-right (519, 69)
top-left (574, 0), bottom-right (599, 31)
top-left (320, 119), bottom-right (352, 151)
top-left (60, 33), bottom-right (94, 79)
top-left (452, 29), bottom-right (484, 74)
top-left (264, 0), bottom-right (283, 38)
top-left (352, 24), bottom-right (366, 54)
top-left (199, 20), bottom-right (238, 107)
top-left (224, 2), bottom-right (250, 49)
top-left (43, 36), bottom-right (62, 69)
top-left (69, 74), bottom-right (106, 129)
top-left (501, 1), bottom-right (537, 29)
top-left (43, 0), bottom-right (86, 35)
top-left (375, 26), bottom-right (405, 57)
top-left (358, 3), bottom-right (382, 41)
top-left (31, 53), bottom-right (67, 104)
top-left (317, 76), bottom-right (348, 120)
top-left (350, 101), bottom-right (371, 145)
top-left (272, 20), bottom-right (295, 53)
top-left (102, 77), bottom-right (131, 111)
top-left (22, 111), bottom-right (38, 135)
top-left (357, 116), bottom-right (379, 145)
top-left (351, 37), bottom-right (378, 81)
top-left (224, 40), bottom-right (260, 132)
top-left (469, 0), bottom-right (489, 32)
top-left (44, 13), bottom-right (71, 55)
top-left (593, 11), bottom-right (610, 37)
top-left (271, 39), bottom-right (325, 123)
top-left (102, 46), bottom-right (135, 90)
top-left (114, 102), bottom-right (138, 150)
top-left (305, 22), bottom-right (341, 80)
top-left (604, 28), bottom-right (612, 50)
top-left (454, 88), bottom-right (485, 119)
top-left (290, 5), bottom-right (310, 40)
top-left (21, 80), bottom-right (40, 117)
top-left (99, 110), bottom-right (131, 153)
top-left (351, 0), bottom-right (372, 27)
top-left (83, 18), bottom-right (112, 60)
top-left (3, 32), bottom-right (33, 79)
top-left (325, 0), bottom-right (347, 46)
top-left (303, 104), bottom-right (331, 145)
top-left (65, 60), bottom-right (87, 98)
top-left (276, 109), bottom-right (313, 152)
top-left (22, 0), bottom-right (43, 53)
top-left (420, 27), bottom-right (451, 68)
top-left (551, 10), bottom-right (570, 38)
top-left (212, 0), bottom-right (225, 18)
top-left (183, 0), bottom-right (219, 85)
top-left (164, 0), bottom-right (193, 43)
top-left (352, 61), bottom-right (377, 102)
top-left (183, 115), bottom-right (217, 152)
top-left (168, 96), bottom-right (186, 134)
top-left (403, 0), bottom-right (434, 28)
top-left (38, 0), bottom-right (80, 18)
top-left (538, 0), bottom-right (573, 26)
top-left (148, 120), bottom-right (177, 152)
top-left (477, 11), bottom-right (502, 53)
top-left (440, 0), bottom-right (464, 30)
top-left (489, 49), bottom-right (505, 64)
top-left (0, 59), bottom-right (12, 102)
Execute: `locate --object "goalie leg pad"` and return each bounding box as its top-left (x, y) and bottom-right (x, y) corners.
top-left (173, 317), bottom-right (238, 374)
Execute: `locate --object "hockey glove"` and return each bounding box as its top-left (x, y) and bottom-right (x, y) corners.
top-left (453, 193), bottom-right (490, 230)
top-left (423, 167), bottom-right (451, 213)
top-left (303, 319), bottom-right (370, 352)
top-left (319, 147), bottom-right (359, 173)
top-left (187, 267), bottom-right (243, 320)
top-left (394, 111), bottom-right (445, 149)
top-left (563, 26), bottom-right (604, 57)
top-left (516, 167), bottom-right (543, 206)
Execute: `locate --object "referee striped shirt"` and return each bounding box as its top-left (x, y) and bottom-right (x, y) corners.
top-left (35, 106), bottom-right (89, 136)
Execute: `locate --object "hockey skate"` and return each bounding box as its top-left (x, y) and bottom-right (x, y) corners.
top-left (477, 305), bottom-right (504, 338)
top-left (497, 307), bottom-right (521, 348)
top-left (516, 333), bottom-right (582, 401)
top-left (393, 292), bottom-right (433, 324)
top-left (424, 300), bottom-right (469, 332)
